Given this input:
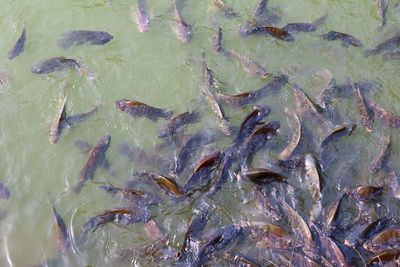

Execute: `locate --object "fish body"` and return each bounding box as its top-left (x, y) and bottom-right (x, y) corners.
top-left (370, 101), bottom-right (400, 128)
top-left (321, 31), bottom-right (363, 47)
top-left (376, 0), bottom-right (388, 27)
top-left (282, 22), bottom-right (317, 33)
top-left (133, 0), bottom-right (150, 32)
top-left (74, 135), bottom-right (111, 194)
top-left (115, 99), bottom-right (172, 122)
top-left (49, 95), bottom-right (67, 145)
top-left (254, 74), bottom-right (288, 98)
top-left (0, 182), bottom-right (10, 199)
top-left (99, 184), bottom-right (161, 206)
top-left (365, 35), bottom-right (400, 56)
top-left (253, 0), bottom-right (267, 19)
top-left (243, 168), bottom-right (287, 185)
top-left (64, 103), bottom-right (99, 128)
top-left (353, 83), bottom-right (373, 132)
top-left (212, 26), bottom-right (222, 53)
top-left (304, 154), bottom-right (322, 218)
top-left (158, 111), bottom-right (200, 138)
top-left (222, 48), bottom-right (269, 79)
top-left (172, 1), bottom-right (192, 43)
top-left (58, 30), bottom-right (113, 49)
top-left (320, 123), bottom-right (356, 147)
top-left (8, 26), bottom-right (26, 60)
top-left (215, 91), bottom-right (257, 107)
top-left (31, 57), bottom-right (82, 74)
top-left (200, 54), bottom-right (218, 88)
top-left (257, 26), bottom-right (295, 41)
top-left (369, 135), bottom-right (391, 174)
top-left (48, 196), bottom-right (70, 254)
top-left (279, 110), bottom-right (301, 160)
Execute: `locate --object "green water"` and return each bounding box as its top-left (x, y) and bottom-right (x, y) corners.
top-left (1, 0), bottom-right (400, 266)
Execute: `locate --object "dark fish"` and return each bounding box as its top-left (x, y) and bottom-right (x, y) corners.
top-left (369, 134), bottom-right (391, 174)
top-left (304, 154), bottom-right (322, 219)
top-left (370, 101), bottom-right (400, 128)
top-left (150, 174), bottom-right (184, 197)
top-left (364, 228), bottom-right (400, 253)
top-left (58, 30), bottom-right (113, 49)
top-left (365, 35), bottom-right (400, 56)
top-left (253, 0), bottom-right (267, 19)
top-left (48, 195), bottom-right (70, 254)
top-left (385, 167), bottom-right (400, 200)
top-left (314, 70), bottom-right (337, 110)
top-left (282, 22), bottom-right (317, 33)
top-left (212, 26), bottom-right (222, 53)
top-left (234, 105), bottom-right (271, 146)
top-left (115, 99), bottom-right (173, 122)
top-left (172, 0), bottom-right (192, 43)
top-left (200, 54), bottom-right (219, 88)
top-left (320, 123), bottom-right (356, 147)
top-left (31, 57), bottom-right (84, 74)
top-left (211, 0), bottom-right (238, 18)
top-left (324, 193), bottom-right (343, 229)
top-left (348, 186), bottom-right (383, 203)
top-left (144, 220), bottom-right (167, 242)
top-left (81, 208), bottom-right (150, 237)
top-left (200, 86), bottom-right (232, 135)
top-left (256, 26), bottom-right (295, 42)
top-left (49, 95), bottom-right (67, 145)
top-left (0, 182), bottom-right (10, 200)
top-left (73, 135), bottom-right (111, 194)
top-left (158, 111), bottom-right (201, 138)
top-left (64, 102), bottom-right (100, 128)
top-left (243, 168), bottom-right (287, 185)
top-left (133, 0), bottom-right (150, 33)
top-left (99, 184), bottom-right (161, 206)
top-left (173, 130), bottom-right (215, 175)
top-left (183, 150), bottom-right (221, 194)
top-left (376, 0), bottom-right (388, 27)
top-left (279, 110), bottom-right (301, 160)
top-left (246, 223), bottom-right (294, 250)
top-left (254, 73), bottom-right (288, 98)
top-left (206, 153), bottom-right (232, 196)
top-left (321, 31), bottom-right (363, 47)
top-left (252, 187), bottom-right (283, 221)
top-left (215, 91), bottom-right (258, 107)
top-left (222, 48), bottom-right (270, 79)
top-left (8, 26), bottom-right (26, 60)
top-left (353, 83), bottom-right (373, 132)
top-left (367, 249), bottom-right (400, 266)
top-left (75, 140), bottom-right (111, 170)
top-left (222, 252), bottom-right (260, 267)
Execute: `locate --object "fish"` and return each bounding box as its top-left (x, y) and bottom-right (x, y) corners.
top-left (172, 0), bottom-right (192, 43)
top-left (215, 91), bottom-right (258, 107)
top-left (314, 70), bottom-right (337, 110)
top-left (256, 26), bottom-right (295, 41)
top-left (183, 150), bottom-right (221, 194)
top-left (73, 135), bottom-right (111, 194)
top-left (243, 168), bottom-right (287, 185)
top-left (222, 252), bottom-right (260, 267)
top-left (0, 182), bottom-right (10, 199)
top-left (58, 30), bottom-right (113, 49)
top-left (48, 195), bottom-right (70, 254)
top-left (369, 134), bottom-right (391, 174)
top-left (321, 31), bottom-right (363, 47)
top-left (81, 208), bottom-right (150, 237)
top-left (324, 193), bottom-right (343, 229)
top-left (279, 110), bottom-right (301, 160)
top-left (246, 223), bottom-right (294, 250)
top-left (212, 26), bottom-right (222, 53)
top-left (385, 167), bottom-right (400, 200)
top-left (234, 105), bottom-right (271, 146)
top-left (157, 111), bottom-right (201, 138)
top-left (133, 0), bottom-right (150, 33)
top-left (376, 0), bottom-right (388, 27)
top-left (49, 95), bottom-right (67, 145)
top-left (253, 73), bottom-right (288, 98)
top-left (282, 16), bottom-right (326, 34)
top-left (63, 103), bottom-right (100, 128)
top-left (8, 26), bottom-right (26, 60)
top-left (31, 57), bottom-right (83, 74)
top-left (75, 140), bottom-right (111, 170)
top-left (304, 154), bottom-right (322, 219)
top-left (99, 184), bottom-right (161, 206)
top-left (173, 130), bottom-right (215, 175)
top-left (200, 86), bottom-right (232, 135)
top-left (320, 123), bottom-right (356, 147)
top-left (211, 0), bottom-right (238, 18)
top-left (222, 48), bottom-right (270, 79)
top-left (150, 173), bottom-right (185, 197)
top-left (200, 54), bottom-right (219, 88)
top-left (251, 186), bottom-right (283, 221)
top-left (206, 153), bottom-right (232, 196)
top-left (280, 201), bottom-right (313, 245)
top-left (367, 249), bottom-right (400, 266)
top-left (353, 83), bottom-right (373, 132)
top-left (365, 35), bottom-right (400, 56)
top-left (364, 228), bottom-right (400, 253)
top-left (348, 186), bottom-right (383, 203)
top-left (370, 101), bottom-right (400, 128)
top-left (115, 99), bottom-right (173, 122)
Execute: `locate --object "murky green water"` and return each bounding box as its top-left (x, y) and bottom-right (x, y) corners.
top-left (1, 0), bottom-right (400, 266)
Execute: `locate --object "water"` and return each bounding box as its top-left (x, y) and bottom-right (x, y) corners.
top-left (1, 0), bottom-right (400, 266)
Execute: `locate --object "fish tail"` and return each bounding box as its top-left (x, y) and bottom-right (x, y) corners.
top-left (57, 35), bottom-right (73, 50)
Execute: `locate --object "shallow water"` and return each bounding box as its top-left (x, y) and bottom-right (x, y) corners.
top-left (1, 0), bottom-right (400, 266)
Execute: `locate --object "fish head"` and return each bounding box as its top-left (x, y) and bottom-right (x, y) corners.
top-left (98, 134), bottom-right (111, 147)
top-left (94, 32), bottom-right (114, 45)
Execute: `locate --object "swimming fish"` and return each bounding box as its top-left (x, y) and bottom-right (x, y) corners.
top-left (115, 99), bottom-right (173, 122)
top-left (172, 0), bottom-right (192, 43)
top-left (8, 26), bottom-right (26, 60)
top-left (58, 30), bottom-right (113, 49)
top-left (48, 195), bottom-right (70, 254)
top-left (158, 111), bottom-right (201, 138)
top-left (321, 31), bottom-right (363, 47)
top-left (222, 48), bottom-right (269, 79)
top-left (133, 0), bottom-right (150, 32)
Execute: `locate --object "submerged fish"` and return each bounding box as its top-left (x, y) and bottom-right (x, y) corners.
top-left (172, 0), bottom-right (192, 43)
top-left (58, 30), bottom-right (113, 49)
top-left (282, 16), bottom-right (326, 34)
top-left (257, 26), bottom-right (295, 41)
top-left (215, 91), bottom-right (257, 107)
top-left (364, 228), bottom-right (400, 253)
top-left (150, 174), bottom-right (184, 197)
top-left (200, 54), bottom-right (219, 88)
top-left (376, 0), bottom-right (388, 27)
top-left (133, 0), bottom-right (150, 33)
top-left (158, 111), bottom-right (201, 138)
top-left (48, 195), bottom-right (70, 254)
top-left (320, 123), bottom-right (356, 147)
top-left (49, 95), bottom-right (67, 145)
top-left (211, 0), bottom-right (238, 18)
top-left (279, 110), bottom-right (301, 160)
top-left (31, 57), bottom-right (83, 74)
top-left (8, 26), bottom-right (26, 60)
top-left (115, 99), bottom-right (173, 122)
top-left (75, 140), bottom-right (111, 170)
top-left (353, 83), bottom-right (373, 132)
top-left (304, 154), bottom-right (322, 219)
top-left (369, 134), bottom-right (391, 174)
top-left (74, 135), bottom-right (111, 194)
top-left (212, 26), bottom-right (222, 53)
top-left (370, 101), bottom-right (400, 128)
top-left (99, 184), bottom-right (161, 206)
top-left (222, 48), bottom-right (269, 79)
top-left (321, 31), bottom-right (363, 47)
top-left (365, 35), bottom-right (400, 56)
top-left (0, 182), bottom-right (10, 199)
